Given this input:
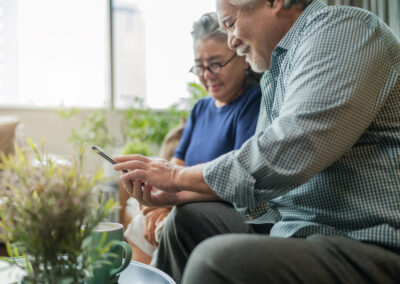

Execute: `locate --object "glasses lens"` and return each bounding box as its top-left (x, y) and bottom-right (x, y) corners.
top-left (190, 66), bottom-right (202, 76)
top-left (209, 64), bottom-right (221, 74)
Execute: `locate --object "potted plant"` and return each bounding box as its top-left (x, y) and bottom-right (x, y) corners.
top-left (121, 82), bottom-right (207, 156)
top-left (56, 82), bottom-right (207, 157)
top-left (0, 139), bottom-right (117, 284)
top-left (56, 108), bottom-right (116, 151)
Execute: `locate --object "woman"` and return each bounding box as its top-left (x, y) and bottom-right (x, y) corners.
top-left (123, 12), bottom-right (262, 264)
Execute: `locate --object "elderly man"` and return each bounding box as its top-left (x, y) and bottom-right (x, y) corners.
top-left (115, 0), bottom-right (400, 283)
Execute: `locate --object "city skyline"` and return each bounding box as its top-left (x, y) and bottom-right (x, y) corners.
top-left (0, 0), bottom-right (215, 109)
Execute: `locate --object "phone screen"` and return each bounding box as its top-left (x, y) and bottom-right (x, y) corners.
top-left (91, 145), bottom-right (128, 173)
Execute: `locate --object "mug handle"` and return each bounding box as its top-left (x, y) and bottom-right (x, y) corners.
top-left (109, 240), bottom-right (133, 278)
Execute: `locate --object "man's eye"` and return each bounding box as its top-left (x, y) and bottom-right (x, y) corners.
top-left (227, 21), bottom-right (235, 30)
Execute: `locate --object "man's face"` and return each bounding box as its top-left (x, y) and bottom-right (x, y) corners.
top-left (216, 0), bottom-right (287, 72)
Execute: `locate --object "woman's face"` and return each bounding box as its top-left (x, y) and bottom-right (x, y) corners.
top-left (194, 38), bottom-right (249, 105)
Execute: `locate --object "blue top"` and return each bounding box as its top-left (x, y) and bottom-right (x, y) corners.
top-left (204, 0), bottom-right (400, 249)
top-left (174, 85), bottom-right (261, 166)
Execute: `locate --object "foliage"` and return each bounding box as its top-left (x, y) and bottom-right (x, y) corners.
top-left (57, 82), bottom-right (208, 156)
top-left (56, 107), bottom-right (81, 119)
top-left (56, 109), bottom-right (115, 150)
top-left (119, 139), bottom-right (152, 156)
top-left (179, 82), bottom-right (208, 110)
top-left (122, 98), bottom-right (187, 155)
top-left (0, 139), bottom-right (118, 284)
top-left (121, 82), bottom-right (207, 155)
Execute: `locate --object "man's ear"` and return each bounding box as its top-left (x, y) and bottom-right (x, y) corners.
top-left (266, 0), bottom-right (274, 6)
top-left (267, 0), bottom-right (285, 13)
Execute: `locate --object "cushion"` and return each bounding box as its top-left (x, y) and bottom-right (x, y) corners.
top-left (0, 116), bottom-right (20, 156)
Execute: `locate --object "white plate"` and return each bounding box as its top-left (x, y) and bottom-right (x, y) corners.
top-left (0, 260), bottom-right (26, 284)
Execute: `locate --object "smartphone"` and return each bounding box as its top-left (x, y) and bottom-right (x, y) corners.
top-left (91, 145), bottom-right (128, 173)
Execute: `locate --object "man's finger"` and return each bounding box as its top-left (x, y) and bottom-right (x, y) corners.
top-left (120, 169), bottom-right (146, 182)
top-left (114, 154), bottom-right (149, 163)
top-left (114, 159), bottom-right (147, 172)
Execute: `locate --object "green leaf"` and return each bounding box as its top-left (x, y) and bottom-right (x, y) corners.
top-left (0, 139), bottom-right (116, 282)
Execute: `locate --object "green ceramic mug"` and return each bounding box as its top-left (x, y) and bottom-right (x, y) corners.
top-left (86, 222), bottom-right (132, 284)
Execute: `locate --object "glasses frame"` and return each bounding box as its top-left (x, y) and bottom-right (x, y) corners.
top-left (190, 53), bottom-right (237, 76)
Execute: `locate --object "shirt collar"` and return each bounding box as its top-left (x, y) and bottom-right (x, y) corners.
top-left (277, 0), bottom-right (327, 51)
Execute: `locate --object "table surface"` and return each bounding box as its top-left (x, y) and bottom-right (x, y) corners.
top-left (119, 261), bottom-right (175, 284)
top-left (0, 260), bottom-right (175, 284)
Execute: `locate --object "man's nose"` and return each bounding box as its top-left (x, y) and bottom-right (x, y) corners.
top-left (228, 31), bottom-right (241, 51)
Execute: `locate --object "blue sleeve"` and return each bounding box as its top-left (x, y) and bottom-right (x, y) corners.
top-left (234, 87), bottom-right (261, 149)
top-left (173, 102), bottom-right (198, 160)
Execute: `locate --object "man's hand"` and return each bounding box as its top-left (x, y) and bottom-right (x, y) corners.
top-left (115, 155), bottom-right (218, 206)
top-left (142, 207), bottom-right (171, 247)
top-left (114, 155), bottom-right (182, 193)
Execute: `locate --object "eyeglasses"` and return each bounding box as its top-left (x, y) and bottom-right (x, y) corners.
top-left (189, 53), bottom-right (237, 76)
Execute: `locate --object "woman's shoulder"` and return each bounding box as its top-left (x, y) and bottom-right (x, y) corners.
top-left (243, 84), bottom-right (261, 97)
top-left (193, 96), bottom-right (213, 110)
top-left (190, 96), bottom-right (213, 116)
top-left (238, 84), bottom-right (262, 105)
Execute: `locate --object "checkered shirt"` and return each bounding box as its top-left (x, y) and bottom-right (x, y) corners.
top-left (203, 0), bottom-right (400, 249)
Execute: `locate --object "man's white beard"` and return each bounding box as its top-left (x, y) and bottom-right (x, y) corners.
top-left (237, 44), bottom-right (268, 72)
top-left (236, 43), bottom-right (249, 57)
top-left (247, 52), bottom-right (268, 73)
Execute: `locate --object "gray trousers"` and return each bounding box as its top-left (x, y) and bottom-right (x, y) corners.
top-left (152, 202), bottom-right (400, 284)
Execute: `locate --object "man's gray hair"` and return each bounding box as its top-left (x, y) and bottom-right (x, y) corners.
top-left (229, 0), bottom-right (313, 9)
top-left (191, 12), bottom-right (227, 44)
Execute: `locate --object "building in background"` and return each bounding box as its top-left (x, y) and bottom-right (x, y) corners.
top-left (0, 0), bottom-right (3, 102)
top-left (113, 1), bottom-right (146, 108)
top-left (0, 0), bottom-right (398, 109)
top-left (0, 0), bottom-right (19, 105)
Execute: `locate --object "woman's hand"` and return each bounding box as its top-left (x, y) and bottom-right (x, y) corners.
top-left (121, 178), bottom-right (220, 207)
top-left (142, 206), bottom-right (171, 247)
top-left (121, 180), bottom-right (183, 207)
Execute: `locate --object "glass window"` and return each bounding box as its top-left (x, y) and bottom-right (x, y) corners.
top-left (0, 0), bottom-right (399, 109)
top-left (113, 0), bottom-right (215, 109)
top-left (112, 0), bottom-right (146, 109)
top-left (0, 0), bottom-right (215, 109)
top-left (1, 0), bottom-right (107, 108)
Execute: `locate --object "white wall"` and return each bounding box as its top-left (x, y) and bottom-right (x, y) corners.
top-left (0, 108), bottom-right (125, 173)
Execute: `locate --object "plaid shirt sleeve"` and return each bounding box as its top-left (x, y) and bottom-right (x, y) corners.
top-left (203, 0), bottom-right (400, 246)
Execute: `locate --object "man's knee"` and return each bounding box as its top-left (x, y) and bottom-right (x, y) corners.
top-left (163, 203), bottom-right (202, 236)
top-left (182, 235), bottom-right (230, 284)
top-left (191, 234), bottom-right (230, 263)
top-left (161, 203), bottom-right (211, 249)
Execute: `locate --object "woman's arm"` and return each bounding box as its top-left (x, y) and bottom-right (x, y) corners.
top-left (170, 157), bottom-right (186, 166)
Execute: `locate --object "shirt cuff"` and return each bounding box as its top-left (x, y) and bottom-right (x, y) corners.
top-left (203, 151), bottom-right (256, 209)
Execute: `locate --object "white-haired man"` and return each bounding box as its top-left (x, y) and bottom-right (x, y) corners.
top-left (115, 0), bottom-right (400, 283)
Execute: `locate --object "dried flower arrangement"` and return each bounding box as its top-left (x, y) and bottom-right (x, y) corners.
top-left (0, 139), bottom-right (117, 284)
